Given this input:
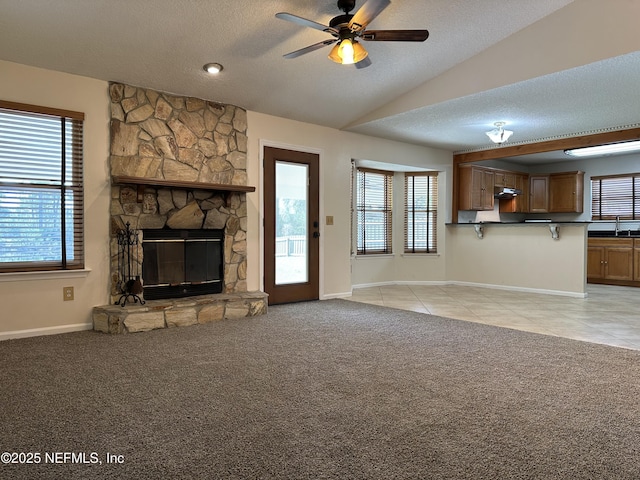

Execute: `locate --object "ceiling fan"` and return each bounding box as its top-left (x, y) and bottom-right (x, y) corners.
top-left (276, 0), bottom-right (429, 68)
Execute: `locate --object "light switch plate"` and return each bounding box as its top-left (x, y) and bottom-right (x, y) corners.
top-left (326, 215), bottom-right (334, 226)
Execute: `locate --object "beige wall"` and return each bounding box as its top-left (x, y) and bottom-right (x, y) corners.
top-left (247, 111), bottom-right (452, 297)
top-left (0, 60), bottom-right (111, 337)
top-left (0, 60), bottom-right (452, 337)
top-left (0, 58), bottom-right (589, 338)
top-left (446, 224), bottom-right (587, 296)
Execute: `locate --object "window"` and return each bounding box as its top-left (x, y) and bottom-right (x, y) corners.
top-left (356, 168), bottom-right (393, 255)
top-left (0, 101), bottom-right (84, 272)
top-left (404, 172), bottom-right (438, 253)
top-left (591, 173), bottom-right (640, 220)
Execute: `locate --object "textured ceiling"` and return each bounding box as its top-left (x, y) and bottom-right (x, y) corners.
top-left (1, 0), bottom-right (638, 156)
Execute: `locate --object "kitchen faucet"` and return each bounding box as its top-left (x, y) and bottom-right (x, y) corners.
top-left (615, 216), bottom-right (620, 236)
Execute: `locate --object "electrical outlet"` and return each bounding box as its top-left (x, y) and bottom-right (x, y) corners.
top-left (63, 286), bottom-right (74, 301)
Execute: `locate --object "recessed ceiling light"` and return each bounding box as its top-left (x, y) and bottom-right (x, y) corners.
top-left (203, 63), bottom-right (223, 75)
top-left (564, 140), bottom-right (640, 157)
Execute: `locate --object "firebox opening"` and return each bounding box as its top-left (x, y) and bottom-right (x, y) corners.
top-left (142, 229), bottom-right (224, 300)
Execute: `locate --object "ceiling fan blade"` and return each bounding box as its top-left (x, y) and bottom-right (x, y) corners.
top-left (348, 0), bottom-right (391, 32)
top-left (355, 57), bottom-right (372, 69)
top-left (276, 12), bottom-right (338, 35)
top-left (283, 39), bottom-right (337, 59)
top-left (361, 29), bottom-right (429, 41)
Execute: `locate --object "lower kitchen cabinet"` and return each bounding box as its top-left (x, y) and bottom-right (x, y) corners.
top-left (635, 239), bottom-right (640, 281)
top-left (588, 238), bottom-right (635, 283)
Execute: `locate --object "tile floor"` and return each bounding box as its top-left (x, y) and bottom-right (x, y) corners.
top-left (346, 283), bottom-right (640, 350)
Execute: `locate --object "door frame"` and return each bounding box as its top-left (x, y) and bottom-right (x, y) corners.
top-left (259, 140), bottom-right (323, 303)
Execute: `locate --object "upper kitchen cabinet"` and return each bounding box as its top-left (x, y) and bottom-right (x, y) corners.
top-left (499, 173), bottom-right (529, 213)
top-left (529, 175), bottom-right (549, 213)
top-left (549, 171), bottom-right (584, 213)
top-left (459, 165), bottom-right (494, 210)
top-left (529, 171), bottom-right (584, 213)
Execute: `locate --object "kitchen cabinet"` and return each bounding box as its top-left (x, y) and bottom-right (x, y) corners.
top-left (588, 238), bottom-right (634, 282)
top-left (528, 171), bottom-right (584, 213)
top-left (499, 173), bottom-right (529, 213)
top-left (494, 171), bottom-right (516, 188)
top-left (549, 171), bottom-right (584, 213)
top-left (459, 165), bottom-right (494, 210)
top-left (529, 175), bottom-right (549, 213)
top-left (635, 239), bottom-right (640, 281)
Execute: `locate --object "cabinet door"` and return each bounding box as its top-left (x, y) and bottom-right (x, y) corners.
top-left (459, 166), bottom-right (493, 211)
top-left (605, 247), bottom-right (634, 280)
top-left (587, 246), bottom-right (605, 280)
top-left (529, 175), bottom-right (549, 213)
top-left (635, 248), bottom-right (640, 281)
top-left (549, 172), bottom-right (584, 213)
top-left (481, 169), bottom-right (494, 210)
top-left (513, 174), bottom-right (528, 212)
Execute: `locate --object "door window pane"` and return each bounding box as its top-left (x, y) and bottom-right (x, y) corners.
top-left (275, 161), bottom-right (308, 284)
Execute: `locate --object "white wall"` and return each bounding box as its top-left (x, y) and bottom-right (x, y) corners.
top-left (247, 111), bottom-right (452, 297)
top-left (0, 60), bottom-right (111, 338)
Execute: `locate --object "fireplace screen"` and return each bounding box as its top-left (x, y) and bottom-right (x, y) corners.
top-left (142, 229), bottom-right (223, 300)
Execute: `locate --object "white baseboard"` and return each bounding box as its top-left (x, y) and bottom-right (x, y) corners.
top-left (351, 280), bottom-right (587, 298)
top-left (0, 323), bottom-right (94, 341)
top-left (352, 280), bottom-right (450, 290)
top-left (449, 281), bottom-right (588, 298)
top-left (322, 291), bottom-right (353, 300)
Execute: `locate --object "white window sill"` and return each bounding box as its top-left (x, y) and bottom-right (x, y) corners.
top-left (353, 254), bottom-right (395, 259)
top-left (0, 269), bottom-right (92, 283)
top-left (401, 253), bottom-right (440, 257)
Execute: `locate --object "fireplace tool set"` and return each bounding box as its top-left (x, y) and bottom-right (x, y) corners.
top-left (115, 222), bottom-right (145, 307)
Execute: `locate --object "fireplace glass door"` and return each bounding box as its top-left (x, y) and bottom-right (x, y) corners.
top-left (142, 229), bottom-right (223, 299)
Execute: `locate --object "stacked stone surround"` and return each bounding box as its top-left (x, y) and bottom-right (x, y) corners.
top-left (93, 82), bottom-right (267, 334)
top-left (93, 292), bottom-right (267, 334)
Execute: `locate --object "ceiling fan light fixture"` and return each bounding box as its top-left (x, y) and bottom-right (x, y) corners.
top-left (328, 39), bottom-right (368, 65)
top-left (486, 122), bottom-right (513, 144)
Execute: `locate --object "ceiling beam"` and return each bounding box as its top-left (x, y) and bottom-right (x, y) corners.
top-left (453, 127), bottom-right (640, 164)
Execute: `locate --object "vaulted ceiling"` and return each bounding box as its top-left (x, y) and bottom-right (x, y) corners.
top-left (1, 0), bottom-right (638, 156)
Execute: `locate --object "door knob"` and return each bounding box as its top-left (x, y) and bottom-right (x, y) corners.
top-left (313, 231), bottom-right (320, 238)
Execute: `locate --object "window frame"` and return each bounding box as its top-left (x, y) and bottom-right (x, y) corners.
top-left (404, 172), bottom-right (438, 254)
top-left (0, 100), bottom-right (85, 273)
top-left (355, 167), bottom-right (393, 255)
top-left (591, 173), bottom-right (640, 220)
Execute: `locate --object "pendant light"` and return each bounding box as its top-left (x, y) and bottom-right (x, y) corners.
top-left (486, 122), bottom-right (514, 144)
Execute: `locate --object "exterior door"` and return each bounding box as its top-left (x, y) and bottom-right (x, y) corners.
top-left (263, 146), bottom-right (319, 304)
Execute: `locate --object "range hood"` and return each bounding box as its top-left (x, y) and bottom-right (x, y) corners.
top-left (494, 186), bottom-right (522, 198)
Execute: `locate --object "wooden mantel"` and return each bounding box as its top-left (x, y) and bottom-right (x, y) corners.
top-left (112, 175), bottom-right (256, 193)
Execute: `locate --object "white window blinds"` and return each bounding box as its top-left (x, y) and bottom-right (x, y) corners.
top-left (591, 174), bottom-right (640, 220)
top-left (0, 101), bottom-right (84, 272)
top-left (356, 168), bottom-right (393, 255)
top-left (404, 172), bottom-right (438, 253)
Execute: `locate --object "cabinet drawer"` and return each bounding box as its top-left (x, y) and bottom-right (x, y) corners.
top-left (589, 238), bottom-right (633, 248)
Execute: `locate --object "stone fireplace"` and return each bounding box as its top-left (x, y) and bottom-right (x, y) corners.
top-left (93, 83), bottom-right (267, 334)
